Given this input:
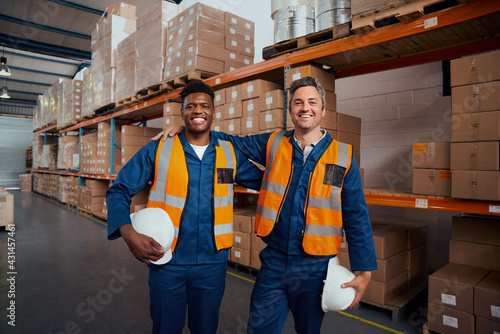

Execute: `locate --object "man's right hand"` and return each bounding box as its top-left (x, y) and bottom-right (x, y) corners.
top-left (119, 224), bottom-right (165, 264)
top-left (151, 126), bottom-right (184, 142)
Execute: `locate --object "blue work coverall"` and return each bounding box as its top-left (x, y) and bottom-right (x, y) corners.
top-left (106, 130), bottom-right (263, 334)
top-left (213, 130), bottom-right (378, 334)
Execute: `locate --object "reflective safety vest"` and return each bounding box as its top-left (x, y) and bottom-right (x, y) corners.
top-left (255, 131), bottom-right (352, 256)
top-left (147, 136), bottom-right (237, 252)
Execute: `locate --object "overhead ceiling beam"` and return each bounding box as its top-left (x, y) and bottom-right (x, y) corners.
top-left (3, 50), bottom-right (82, 67)
top-left (48, 0), bottom-right (107, 16)
top-left (4, 78), bottom-right (52, 87)
top-left (0, 33), bottom-right (91, 61)
top-left (8, 90), bottom-right (44, 96)
top-left (0, 98), bottom-right (37, 105)
top-left (0, 14), bottom-right (91, 40)
top-left (9, 65), bottom-right (73, 78)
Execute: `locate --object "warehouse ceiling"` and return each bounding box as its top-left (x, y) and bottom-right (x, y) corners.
top-left (0, 0), bottom-right (183, 113)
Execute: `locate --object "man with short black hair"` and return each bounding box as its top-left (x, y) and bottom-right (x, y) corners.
top-left (106, 81), bottom-right (263, 334)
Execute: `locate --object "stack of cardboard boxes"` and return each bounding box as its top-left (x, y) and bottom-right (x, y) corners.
top-left (19, 174), bottom-right (32, 192)
top-left (78, 180), bottom-right (109, 215)
top-left (162, 102), bottom-right (183, 130)
top-left (33, 173), bottom-right (59, 198)
top-left (96, 122), bottom-right (122, 175)
top-left (427, 214), bottom-right (500, 333)
top-left (81, 134), bottom-right (98, 174)
top-left (412, 142), bottom-right (451, 197)
top-left (81, 68), bottom-right (94, 119)
top-left (115, 32), bottom-right (137, 102)
top-left (0, 188), bottom-right (14, 228)
top-left (120, 125), bottom-right (162, 166)
top-left (56, 79), bottom-right (83, 129)
top-left (450, 49), bottom-right (500, 201)
top-left (57, 135), bottom-right (79, 170)
top-left (40, 143), bottom-right (58, 170)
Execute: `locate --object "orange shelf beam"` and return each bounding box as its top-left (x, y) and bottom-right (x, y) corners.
top-left (286, 0), bottom-right (500, 66)
top-left (33, 170), bottom-right (117, 181)
top-left (33, 124), bottom-right (57, 135)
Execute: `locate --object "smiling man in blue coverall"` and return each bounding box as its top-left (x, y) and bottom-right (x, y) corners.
top-left (160, 76), bottom-right (378, 333)
top-left (106, 81), bottom-right (263, 334)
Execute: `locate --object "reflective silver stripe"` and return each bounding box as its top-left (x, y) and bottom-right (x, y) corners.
top-left (218, 140), bottom-right (235, 169)
top-left (214, 189), bottom-right (233, 208)
top-left (214, 222), bottom-right (233, 236)
top-left (258, 205), bottom-right (278, 222)
top-left (261, 179), bottom-right (287, 196)
top-left (308, 195), bottom-right (341, 211)
top-left (165, 194), bottom-right (186, 209)
top-left (174, 226), bottom-right (179, 238)
top-left (305, 224), bottom-right (343, 237)
top-left (336, 142), bottom-right (349, 168)
top-left (264, 131), bottom-right (286, 180)
top-left (149, 137), bottom-right (175, 202)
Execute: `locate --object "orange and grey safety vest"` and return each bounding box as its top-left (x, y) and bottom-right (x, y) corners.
top-left (255, 131), bottom-right (352, 256)
top-left (147, 135), bottom-right (237, 252)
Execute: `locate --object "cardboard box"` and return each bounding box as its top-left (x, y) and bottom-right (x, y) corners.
top-left (371, 223), bottom-right (407, 259)
top-left (163, 102), bottom-right (182, 116)
top-left (450, 141), bottom-right (500, 171)
top-left (214, 89), bottom-right (226, 107)
top-left (406, 244), bottom-right (427, 270)
top-left (226, 85), bottom-right (242, 103)
top-left (412, 142), bottom-right (450, 169)
top-left (337, 112), bottom-right (361, 134)
top-left (450, 239), bottom-right (500, 271)
top-left (474, 271), bottom-right (500, 322)
top-left (231, 247), bottom-right (250, 266)
top-left (225, 24), bottom-right (254, 43)
top-left (428, 263), bottom-right (489, 313)
top-left (260, 109), bottom-right (285, 130)
top-left (234, 210), bottom-right (254, 234)
top-left (0, 190), bottom-right (14, 226)
top-left (452, 110), bottom-right (500, 142)
top-left (19, 174), bottom-right (32, 192)
top-left (211, 120), bottom-right (223, 132)
top-left (185, 55), bottom-right (224, 75)
top-left (241, 80), bottom-right (281, 100)
top-left (286, 65), bottom-right (335, 92)
top-left (185, 40), bottom-right (230, 63)
top-left (452, 81), bottom-right (500, 114)
top-left (412, 168), bottom-right (451, 197)
top-left (251, 249), bottom-right (261, 269)
top-left (427, 302), bottom-right (475, 334)
top-left (224, 118), bottom-right (241, 136)
top-left (241, 115), bottom-right (260, 134)
top-left (452, 214), bottom-right (500, 247)
top-left (372, 218), bottom-right (428, 249)
top-left (328, 130), bottom-right (361, 153)
top-left (107, 2), bottom-right (136, 19)
top-left (372, 251), bottom-right (408, 283)
top-left (451, 170), bottom-right (500, 201)
top-left (225, 12), bottom-right (255, 33)
top-left (251, 233), bottom-right (266, 252)
top-left (224, 36), bottom-right (254, 57)
top-left (363, 271), bottom-right (408, 305)
top-left (234, 231), bottom-right (251, 250)
top-left (476, 316), bottom-right (500, 334)
top-left (450, 49), bottom-right (500, 87)
top-left (223, 101), bottom-right (243, 120)
top-left (242, 98), bottom-right (260, 117)
top-left (259, 89), bottom-right (285, 111)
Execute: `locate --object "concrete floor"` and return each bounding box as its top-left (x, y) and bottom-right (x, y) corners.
top-left (0, 190), bottom-right (428, 333)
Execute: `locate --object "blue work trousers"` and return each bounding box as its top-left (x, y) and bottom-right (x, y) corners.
top-left (148, 262), bottom-right (228, 334)
top-left (248, 247), bottom-right (330, 334)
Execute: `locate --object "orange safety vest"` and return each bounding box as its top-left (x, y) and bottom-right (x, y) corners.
top-left (255, 131), bottom-right (352, 256)
top-left (147, 135), bottom-right (237, 252)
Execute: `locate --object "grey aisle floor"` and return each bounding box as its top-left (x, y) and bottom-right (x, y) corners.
top-left (0, 190), bottom-right (428, 333)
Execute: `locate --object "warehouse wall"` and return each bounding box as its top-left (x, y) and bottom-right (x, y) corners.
top-left (0, 116), bottom-right (33, 187)
top-left (336, 61), bottom-right (454, 271)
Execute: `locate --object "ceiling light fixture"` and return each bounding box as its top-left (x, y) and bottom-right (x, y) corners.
top-left (0, 86), bottom-right (10, 99)
top-left (0, 48), bottom-right (12, 77)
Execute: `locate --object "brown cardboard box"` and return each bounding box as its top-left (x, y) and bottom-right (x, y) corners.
top-left (223, 101), bottom-right (243, 120)
top-left (241, 115), bottom-right (260, 134)
top-left (452, 110), bottom-right (500, 142)
top-left (231, 247), bottom-right (250, 266)
top-left (335, 112), bottom-right (360, 134)
top-left (214, 106), bottom-right (224, 122)
top-left (452, 81), bottom-right (500, 114)
top-left (185, 40), bottom-right (230, 63)
top-left (451, 170), bottom-right (500, 201)
top-left (450, 49), bottom-right (500, 87)
top-left (337, 250), bottom-right (350, 267)
top-left (474, 271), bottom-right (500, 322)
top-left (286, 65), bottom-right (335, 92)
top-left (214, 89), bottom-right (226, 107)
top-left (427, 302), bottom-right (475, 334)
top-left (260, 109), bottom-right (285, 130)
top-left (224, 59), bottom-right (252, 73)
top-left (226, 85), bottom-right (242, 103)
top-left (452, 214), bottom-right (500, 247)
top-left (450, 239), bottom-right (500, 271)
top-left (225, 24), bottom-right (254, 43)
top-left (185, 55), bottom-right (224, 75)
top-left (259, 90), bottom-right (285, 111)
top-left (251, 249), bottom-right (261, 269)
top-left (363, 271), bottom-right (408, 305)
top-left (241, 80), bottom-right (281, 100)
top-left (224, 118), bottom-right (241, 136)
top-left (450, 141), bottom-right (500, 171)
top-left (408, 266), bottom-right (427, 289)
top-left (243, 193), bottom-right (259, 207)
top-left (371, 223), bottom-right (407, 259)
top-left (234, 209), bottom-right (254, 234)
top-left (0, 190), bottom-right (14, 226)
top-left (428, 263), bottom-right (489, 313)
top-left (19, 174), bottom-right (32, 192)
top-left (211, 120), bottom-right (223, 132)
top-left (372, 218), bottom-right (428, 249)
top-left (225, 36), bottom-right (254, 57)
top-left (372, 251), bottom-right (408, 283)
top-left (326, 130), bottom-right (361, 154)
top-left (412, 168), bottom-right (451, 197)
top-left (225, 12), bottom-right (255, 33)
top-left (412, 142), bottom-right (450, 169)
top-left (107, 2), bottom-right (136, 19)
top-left (234, 231), bottom-right (251, 250)
top-left (163, 102), bottom-right (182, 116)
top-left (406, 244), bottom-right (427, 270)
top-left (476, 316), bottom-right (500, 334)
top-left (251, 233), bottom-right (266, 252)
top-left (242, 98), bottom-right (260, 117)
top-left (122, 125), bottom-right (144, 137)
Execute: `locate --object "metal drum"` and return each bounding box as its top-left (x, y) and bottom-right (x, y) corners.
top-left (271, 0), bottom-right (317, 18)
top-left (274, 5), bottom-right (315, 43)
top-left (316, 0), bottom-right (351, 31)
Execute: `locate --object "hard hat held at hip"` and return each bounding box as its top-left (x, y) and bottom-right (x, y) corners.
top-left (130, 208), bottom-right (175, 265)
top-left (321, 257), bottom-right (356, 312)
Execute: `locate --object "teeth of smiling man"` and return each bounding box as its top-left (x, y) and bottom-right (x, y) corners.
top-left (192, 117), bottom-right (205, 124)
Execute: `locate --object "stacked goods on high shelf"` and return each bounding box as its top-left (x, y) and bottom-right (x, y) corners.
top-left (90, 3), bottom-right (136, 111)
top-left (57, 135), bottom-right (79, 171)
top-left (26, 145), bottom-right (33, 172)
top-left (338, 218), bottom-right (428, 305)
top-left (81, 134), bottom-right (98, 174)
top-left (450, 49), bottom-right (500, 201)
top-left (120, 125), bottom-right (163, 166)
top-left (19, 174), bottom-right (32, 192)
top-left (411, 142), bottom-right (451, 197)
top-left (427, 214), bottom-right (500, 334)
top-left (81, 68), bottom-right (94, 119)
top-left (162, 102), bottom-right (183, 129)
top-left (61, 176), bottom-right (79, 206)
top-left (0, 187), bottom-right (14, 227)
top-left (96, 122), bottom-right (122, 175)
top-left (56, 79), bottom-right (83, 129)
top-left (164, 3), bottom-right (254, 82)
top-left (115, 32), bottom-right (136, 103)
top-left (78, 179), bottom-right (108, 215)
top-left (134, 1), bottom-right (185, 92)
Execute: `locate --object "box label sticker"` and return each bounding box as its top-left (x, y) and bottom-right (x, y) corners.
top-left (230, 53), bottom-right (236, 59)
top-left (415, 198), bottom-right (428, 209)
top-left (245, 35), bottom-right (250, 41)
top-left (235, 250), bottom-right (241, 258)
top-left (248, 103), bottom-right (254, 111)
top-left (229, 124), bottom-right (234, 132)
top-left (235, 236), bottom-right (241, 243)
top-left (216, 112), bottom-right (221, 119)
top-left (413, 143), bottom-right (426, 153)
top-left (441, 293), bottom-right (457, 306)
top-left (248, 84), bottom-right (254, 93)
top-left (246, 47), bottom-right (251, 53)
top-left (293, 73), bottom-right (301, 81)
top-left (232, 91), bottom-right (238, 99)
top-left (492, 305), bottom-right (500, 318)
top-left (265, 114), bottom-right (273, 122)
top-left (215, 95), bottom-right (220, 102)
top-left (246, 23), bottom-right (251, 29)
top-left (246, 121), bottom-right (253, 128)
top-left (215, 78), bottom-right (221, 85)
top-left (442, 315), bottom-right (458, 328)
top-left (424, 17), bottom-right (437, 29)
top-left (231, 18), bottom-right (237, 24)
top-left (229, 107), bottom-right (234, 114)
top-left (230, 28), bottom-right (236, 35)
top-left (266, 97), bottom-right (273, 105)
top-left (489, 205), bottom-right (500, 214)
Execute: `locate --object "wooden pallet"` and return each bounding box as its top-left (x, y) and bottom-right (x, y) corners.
top-left (94, 103), bottom-right (117, 116)
top-left (115, 95), bottom-right (138, 108)
top-left (56, 121), bottom-right (78, 131)
top-left (422, 323), bottom-right (443, 334)
top-left (351, 0), bottom-right (473, 34)
top-left (136, 83), bottom-right (166, 99)
top-left (81, 113), bottom-right (97, 121)
top-left (262, 22), bottom-right (352, 60)
top-left (163, 70), bottom-right (218, 90)
top-left (360, 281), bottom-right (428, 321)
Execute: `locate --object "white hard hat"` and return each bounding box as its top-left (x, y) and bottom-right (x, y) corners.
top-left (130, 208), bottom-right (174, 265)
top-left (321, 257), bottom-right (356, 312)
